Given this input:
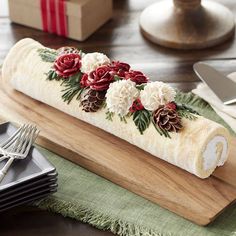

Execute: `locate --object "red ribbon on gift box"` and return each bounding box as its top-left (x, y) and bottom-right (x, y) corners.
top-left (40, 0), bottom-right (68, 37)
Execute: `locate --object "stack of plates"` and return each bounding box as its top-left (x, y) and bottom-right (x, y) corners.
top-left (0, 122), bottom-right (57, 212)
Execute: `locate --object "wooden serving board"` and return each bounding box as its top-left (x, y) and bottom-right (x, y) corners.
top-left (0, 76), bottom-right (236, 226)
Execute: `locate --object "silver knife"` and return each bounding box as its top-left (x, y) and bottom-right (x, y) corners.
top-left (193, 62), bottom-right (236, 105)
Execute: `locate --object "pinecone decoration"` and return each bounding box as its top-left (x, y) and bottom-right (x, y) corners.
top-left (81, 89), bottom-right (106, 112)
top-left (153, 105), bottom-right (182, 132)
top-left (57, 46), bottom-right (80, 55)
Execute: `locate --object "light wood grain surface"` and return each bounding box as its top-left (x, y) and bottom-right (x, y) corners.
top-left (0, 75), bottom-right (236, 226)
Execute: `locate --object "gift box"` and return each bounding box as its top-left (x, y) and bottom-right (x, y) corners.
top-left (8, 0), bottom-right (113, 41)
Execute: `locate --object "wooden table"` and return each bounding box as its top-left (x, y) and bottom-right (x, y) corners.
top-left (1, 0), bottom-right (236, 235)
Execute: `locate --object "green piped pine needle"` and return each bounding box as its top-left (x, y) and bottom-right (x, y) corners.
top-left (177, 104), bottom-right (198, 120)
top-left (106, 111), bottom-right (114, 121)
top-left (61, 73), bottom-right (84, 104)
top-left (38, 48), bottom-right (58, 63)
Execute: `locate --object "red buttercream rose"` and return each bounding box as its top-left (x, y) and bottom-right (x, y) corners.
top-left (129, 99), bottom-right (144, 113)
top-left (109, 61), bottom-right (130, 77)
top-left (88, 66), bottom-right (114, 91)
top-left (54, 53), bottom-right (81, 78)
top-left (125, 70), bottom-right (148, 84)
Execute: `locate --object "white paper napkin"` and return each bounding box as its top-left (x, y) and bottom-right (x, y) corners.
top-left (192, 72), bottom-right (236, 133)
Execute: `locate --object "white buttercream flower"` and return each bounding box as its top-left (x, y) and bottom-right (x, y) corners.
top-left (81, 52), bottom-right (110, 74)
top-left (140, 81), bottom-right (176, 111)
top-left (106, 80), bottom-right (139, 116)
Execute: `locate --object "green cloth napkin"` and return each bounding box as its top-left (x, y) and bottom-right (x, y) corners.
top-left (35, 92), bottom-right (236, 236)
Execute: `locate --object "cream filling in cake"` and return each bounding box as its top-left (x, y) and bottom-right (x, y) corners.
top-left (203, 136), bottom-right (228, 171)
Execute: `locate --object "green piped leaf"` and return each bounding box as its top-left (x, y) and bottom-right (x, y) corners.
top-left (133, 109), bottom-right (151, 135)
top-left (114, 75), bottom-right (122, 81)
top-left (136, 83), bottom-right (146, 91)
top-left (46, 70), bottom-right (60, 81)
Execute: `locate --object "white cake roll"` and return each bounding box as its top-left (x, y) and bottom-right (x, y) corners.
top-left (2, 38), bottom-right (231, 178)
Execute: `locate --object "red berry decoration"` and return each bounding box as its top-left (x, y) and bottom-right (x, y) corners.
top-left (130, 99), bottom-right (144, 113)
top-left (80, 74), bottom-right (89, 88)
top-left (166, 102), bottom-right (177, 110)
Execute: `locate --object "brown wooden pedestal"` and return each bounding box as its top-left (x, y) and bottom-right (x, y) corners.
top-left (140, 0), bottom-right (235, 49)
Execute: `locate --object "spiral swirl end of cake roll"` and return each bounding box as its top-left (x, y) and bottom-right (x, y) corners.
top-left (194, 126), bottom-right (230, 178)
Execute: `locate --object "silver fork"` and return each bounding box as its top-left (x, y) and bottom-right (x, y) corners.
top-left (0, 125), bottom-right (25, 160)
top-left (0, 124), bottom-right (39, 182)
